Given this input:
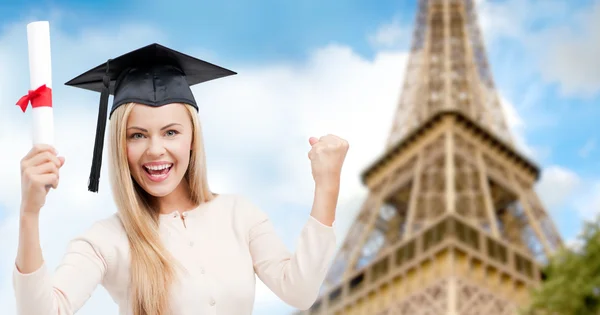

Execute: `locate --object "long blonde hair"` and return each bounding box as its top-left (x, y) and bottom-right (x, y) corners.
top-left (107, 102), bottom-right (215, 315)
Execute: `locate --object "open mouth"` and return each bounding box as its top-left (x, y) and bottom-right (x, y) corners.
top-left (143, 163), bottom-right (173, 178)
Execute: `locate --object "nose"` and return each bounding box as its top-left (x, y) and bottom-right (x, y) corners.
top-left (146, 137), bottom-right (166, 158)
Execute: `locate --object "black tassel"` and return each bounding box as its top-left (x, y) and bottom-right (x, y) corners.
top-left (88, 60), bottom-right (111, 192)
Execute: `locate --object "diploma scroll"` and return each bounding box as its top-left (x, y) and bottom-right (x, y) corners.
top-left (17, 21), bottom-right (54, 146)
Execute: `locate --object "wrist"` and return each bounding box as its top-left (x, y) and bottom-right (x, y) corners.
top-left (312, 180), bottom-right (339, 228)
top-left (315, 176), bottom-right (340, 191)
top-left (310, 212), bottom-right (335, 227)
top-left (20, 207), bottom-right (40, 221)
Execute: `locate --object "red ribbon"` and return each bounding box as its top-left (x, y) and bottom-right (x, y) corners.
top-left (16, 84), bottom-right (53, 113)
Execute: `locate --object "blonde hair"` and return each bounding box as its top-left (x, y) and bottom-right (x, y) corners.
top-left (107, 102), bottom-right (215, 315)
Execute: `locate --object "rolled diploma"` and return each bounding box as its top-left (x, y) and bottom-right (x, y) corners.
top-left (27, 21), bottom-right (54, 146)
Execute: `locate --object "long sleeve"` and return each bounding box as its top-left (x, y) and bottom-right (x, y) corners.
top-left (239, 196), bottom-right (337, 310)
top-left (12, 220), bottom-right (113, 315)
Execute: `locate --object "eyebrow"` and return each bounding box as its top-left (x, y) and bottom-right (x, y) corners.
top-left (127, 123), bottom-right (183, 132)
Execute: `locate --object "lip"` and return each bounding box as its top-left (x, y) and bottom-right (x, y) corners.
top-left (142, 161), bottom-right (174, 183)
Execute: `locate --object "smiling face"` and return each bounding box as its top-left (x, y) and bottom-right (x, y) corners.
top-left (125, 103), bottom-right (193, 198)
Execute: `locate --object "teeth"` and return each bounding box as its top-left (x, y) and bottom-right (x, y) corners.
top-left (145, 164), bottom-right (172, 171)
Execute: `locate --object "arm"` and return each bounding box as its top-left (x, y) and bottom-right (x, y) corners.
top-left (242, 187), bottom-right (338, 310)
top-left (15, 212), bottom-right (44, 276)
top-left (13, 214), bottom-right (109, 315)
top-left (247, 134), bottom-right (346, 309)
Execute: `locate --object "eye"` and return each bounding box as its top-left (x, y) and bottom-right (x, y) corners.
top-left (129, 133), bottom-right (145, 139)
top-left (165, 130), bottom-right (180, 137)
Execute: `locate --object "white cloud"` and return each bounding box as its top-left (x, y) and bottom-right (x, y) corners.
top-left (368, 16), bottom-right (411, 49)
top-left (0, 17), bottom-right (409, 315)
top-left (496, 95), bottom-right (552, 161)
top-left (477, 0), bottom-right (600, 98)
top-left (476, 0), bottom-right (571, 43)
top-left (535, 165), bottom-right (600, 227)
top-left (561, 180), bottom-right (600, 253)
top-left (192, 43), bottom-right (408, 219)
top-left (573, 181), bottom-right (600, 222)
top-left (535, 1), bottom-right (600, 97)
top-left (578, 138), bottom-right (596, 159)
top-left (536, 166), bottom-right (582, 211)
top-left (476, 0), bottom-right (528, 41)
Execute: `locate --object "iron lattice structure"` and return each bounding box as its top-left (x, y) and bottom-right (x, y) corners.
top-left (295, 0), bottom-right (563, 314)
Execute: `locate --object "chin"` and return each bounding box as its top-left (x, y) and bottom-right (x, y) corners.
top-left (142, 185), bottom-right (177, 197)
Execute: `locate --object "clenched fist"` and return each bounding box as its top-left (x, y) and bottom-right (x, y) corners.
top-left (20, 144), bottom-right (65, 215)
top-left (308, 134), bottom-right (349, 186)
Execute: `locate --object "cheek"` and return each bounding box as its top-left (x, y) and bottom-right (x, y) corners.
top-left (172, 137), bottom-right (192, 164)
top-left (126, 143), bottom-right (143, 169)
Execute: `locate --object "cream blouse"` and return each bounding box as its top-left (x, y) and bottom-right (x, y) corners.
top-left (12, 194), bottom-right (336, 314)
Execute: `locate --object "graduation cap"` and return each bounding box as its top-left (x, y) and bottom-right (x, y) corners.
top-left (65, 43), bottom-right (236, 192)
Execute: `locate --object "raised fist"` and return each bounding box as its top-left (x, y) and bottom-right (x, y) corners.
top-left (307, 134), bottom-right (349, 186)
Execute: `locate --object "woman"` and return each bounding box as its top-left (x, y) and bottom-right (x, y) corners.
top-left (13, 43), bottom-right (349, 315)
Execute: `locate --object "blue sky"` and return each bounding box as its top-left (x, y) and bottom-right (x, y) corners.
top-left (1, 0), bottom-right (418, 63)
top-left (0, 0), bottom-right (599, 314)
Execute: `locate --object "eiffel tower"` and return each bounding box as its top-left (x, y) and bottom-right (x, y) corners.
top-left (295, 0), bottom-right (563, 314)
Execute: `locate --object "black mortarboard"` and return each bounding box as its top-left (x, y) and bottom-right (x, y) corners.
top-left (65, 43), bottom-right (236, 192)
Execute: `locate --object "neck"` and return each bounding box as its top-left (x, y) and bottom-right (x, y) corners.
top-left (154, 180), bottom-right (197, 214)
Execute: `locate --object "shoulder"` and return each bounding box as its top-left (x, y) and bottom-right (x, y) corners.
top-left (84, 213), bottom-right (127, 241)
top-left (72, 213), bottom-right (128, 261)
top-left (211, 193), bottom-right (269, 225)
top-left (217, 193), bottom-right (267, 215)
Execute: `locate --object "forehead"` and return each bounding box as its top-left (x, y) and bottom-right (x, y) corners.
top-left (127, 103), bottom-right (190, 126)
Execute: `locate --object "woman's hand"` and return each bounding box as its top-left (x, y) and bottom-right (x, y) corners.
top-left (308, 134), bottom-right (349, 187)
top-left (20, 144), bottom-right (65, 215)
top-left (307, 134), bottom-right (349, 227)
